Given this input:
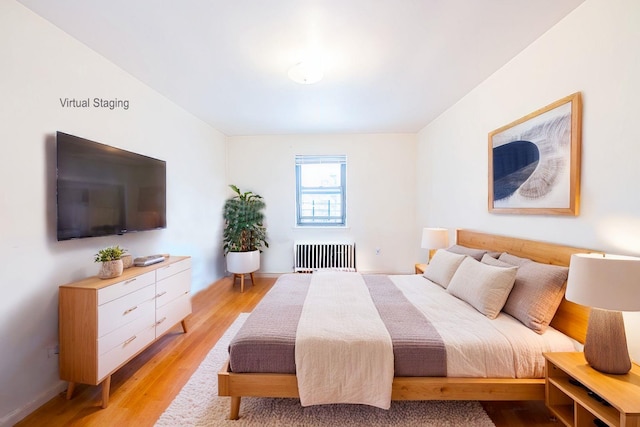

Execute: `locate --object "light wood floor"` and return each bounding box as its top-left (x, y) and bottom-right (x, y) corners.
top-left (17, 275), bottom-right (558, 426)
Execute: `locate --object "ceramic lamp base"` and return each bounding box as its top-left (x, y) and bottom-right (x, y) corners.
top-left (584, 308), bottom-right (632, 375)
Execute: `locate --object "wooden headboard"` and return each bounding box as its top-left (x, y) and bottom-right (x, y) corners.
top-left (456, 229), bottom-right (597, 344)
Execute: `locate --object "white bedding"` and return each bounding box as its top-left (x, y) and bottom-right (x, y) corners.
top-left (295, 271), bottom-right (394, 409)
top-left (390, 274), bottom-right (576, 378)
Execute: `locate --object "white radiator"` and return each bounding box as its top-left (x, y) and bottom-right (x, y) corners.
top-left (294, 242), bottom-right (356, 272)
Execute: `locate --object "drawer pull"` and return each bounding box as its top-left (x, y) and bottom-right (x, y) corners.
top-left (123, 335), bottom-right (137, 346)
top-left (156, 291), bottom-right (167, 298)
top-left (124, 278), bottom-right (137, 285)
top-left (156, 317), bottom-right (167, 326)
top-left (123, 306), bottom-right (138, 315)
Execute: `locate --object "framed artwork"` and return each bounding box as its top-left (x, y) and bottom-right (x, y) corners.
top-left (488, 92), bottom-right (582, 215)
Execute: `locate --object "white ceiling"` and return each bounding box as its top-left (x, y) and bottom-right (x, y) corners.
top-left (18, 0), bottom-right (585, 136)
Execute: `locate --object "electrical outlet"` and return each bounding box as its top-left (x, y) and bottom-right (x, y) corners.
top-left (47, 345), bottom-right (59, 358)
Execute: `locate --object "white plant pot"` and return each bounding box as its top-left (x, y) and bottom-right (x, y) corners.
top-left (226, 250), bottom-right (260, 274)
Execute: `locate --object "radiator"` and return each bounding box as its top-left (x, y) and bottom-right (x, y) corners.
top-left (294, 242), bottom-right (356, 272)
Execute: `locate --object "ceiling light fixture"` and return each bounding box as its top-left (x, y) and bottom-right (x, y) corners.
top-left (288, 61), bottom-right (323, 84)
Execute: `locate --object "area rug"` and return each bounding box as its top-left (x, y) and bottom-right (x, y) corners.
top-left (155, 313), bottom-right (495, 426)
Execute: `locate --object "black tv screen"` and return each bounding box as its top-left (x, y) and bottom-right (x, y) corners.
top-left (56, 131), bottom-right (166, 241)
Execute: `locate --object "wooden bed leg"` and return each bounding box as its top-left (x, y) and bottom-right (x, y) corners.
top-left (230, 396), bottom-right (241, 420)
top-left (65, 382), bottom-right (76, 400)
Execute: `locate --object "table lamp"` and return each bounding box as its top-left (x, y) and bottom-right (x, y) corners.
top-left (565, 253), bottom-right (640, 374)
top-left (421, 228), bottom-right (449, 263)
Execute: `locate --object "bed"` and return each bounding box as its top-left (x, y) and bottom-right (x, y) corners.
top-left (218, 230), bottom-right (593, 420)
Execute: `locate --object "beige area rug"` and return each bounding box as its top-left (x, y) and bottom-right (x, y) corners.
top-left (155, 313), bottom-right (495, 426)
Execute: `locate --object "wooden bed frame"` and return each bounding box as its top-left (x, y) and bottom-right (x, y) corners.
top-left (218, 230), bottom-right (594, 420)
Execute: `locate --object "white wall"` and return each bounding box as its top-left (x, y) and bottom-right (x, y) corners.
top-left (417, 0), bottom-right (640, 362)
top-left (226, 133), bottom-right (418, 274)
top-left (0, 2), bottom-right (228, 425)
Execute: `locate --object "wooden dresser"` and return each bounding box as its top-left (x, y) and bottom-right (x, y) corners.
top-left (59, 256), bottom-right (192, 408)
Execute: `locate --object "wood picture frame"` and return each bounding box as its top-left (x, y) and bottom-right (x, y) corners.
top-left (488, 92), bottom-right (582, 215)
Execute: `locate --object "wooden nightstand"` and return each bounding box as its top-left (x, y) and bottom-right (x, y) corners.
top-left (544, 352), bottom-right (640, 427)
top-left (415, 263), bottom-right (427, 274)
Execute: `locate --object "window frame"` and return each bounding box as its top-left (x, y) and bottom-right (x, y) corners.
top-left (295, 155), bottom-right (347, 227)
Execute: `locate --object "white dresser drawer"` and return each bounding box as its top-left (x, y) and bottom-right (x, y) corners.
top-left (156, 258), bottom-right (192, 281)
top-left (97, 300), bottom-right (155, 356)
top-left (97, 271), bottom-right (155, 305)
top-left (155, 269), bottom-right (191, 309)
top-left (155, 293), bottom-right (192, 338)
top-left (97, 322), bottom-right (156, 381)
top-left (98, 285), bottom-right (155, 337)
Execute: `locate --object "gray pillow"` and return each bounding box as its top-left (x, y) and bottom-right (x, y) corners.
top-left (481, 254), bottom-right (513, 268)
top-left (446, 244), bottom-right (487, 261)
top-left (498, 253), bottom-right (569, 333)
top-left (423, 249), bottom-right (466, 288)
top-left (447, 257), bottom-right (518, 319)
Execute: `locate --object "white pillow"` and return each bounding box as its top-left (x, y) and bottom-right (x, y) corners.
top-left (422, 249), bottom-right (466, 288)
top-left (447, 257), bottom-right (518, 319)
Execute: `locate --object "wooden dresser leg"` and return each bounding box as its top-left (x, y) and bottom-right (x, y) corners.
top-left (230, 396), bottom-right (241, 420)
top-left (181, 319), bottom-right (188, 333)
top-left (101, 376), bottom-right (111, 409)
top-left (65, 382), bottom-right (76, 400)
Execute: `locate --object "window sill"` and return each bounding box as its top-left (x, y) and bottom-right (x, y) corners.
top-left (293, 225), bottom-right (350, 230)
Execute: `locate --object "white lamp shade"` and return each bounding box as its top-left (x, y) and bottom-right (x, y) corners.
top-left (421, 228), bottom-right (449, 250)
top-left (566, 253), bottom-right (640, 312)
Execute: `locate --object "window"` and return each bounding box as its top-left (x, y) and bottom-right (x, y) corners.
top-left (295, 155), bottom-right (346, 226)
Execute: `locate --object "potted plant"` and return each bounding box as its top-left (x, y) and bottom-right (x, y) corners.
top-left (95, 245), bottom-right (126, 279)
top-left (223, 185), bottom-right (268, 277)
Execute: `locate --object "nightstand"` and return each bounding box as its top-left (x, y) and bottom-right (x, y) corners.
top-left (544, 352), bottom-right (640, 427)
top-left (415, 263), bottom-right (427, 274)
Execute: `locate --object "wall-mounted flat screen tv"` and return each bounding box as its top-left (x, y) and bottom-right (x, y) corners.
top-left (56, 131), bottom-right (166, 241)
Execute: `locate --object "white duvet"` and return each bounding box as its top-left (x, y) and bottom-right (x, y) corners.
top-left (293, 272), bottom-right (576, 410)
top-left (390, 274), bottom-right (577, 378)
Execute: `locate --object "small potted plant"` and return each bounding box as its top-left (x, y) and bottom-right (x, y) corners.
top-left (223, 185), bottom-right (268, 276)
top-left (95, 245), bottom-right (126, 279)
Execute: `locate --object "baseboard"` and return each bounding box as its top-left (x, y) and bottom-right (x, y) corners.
top-left (235, 270), bottom-right (414, 280)
top-left (254, 271), bottom-right (411, 277)
top-left (0, 381), bottom-right (66, 427)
